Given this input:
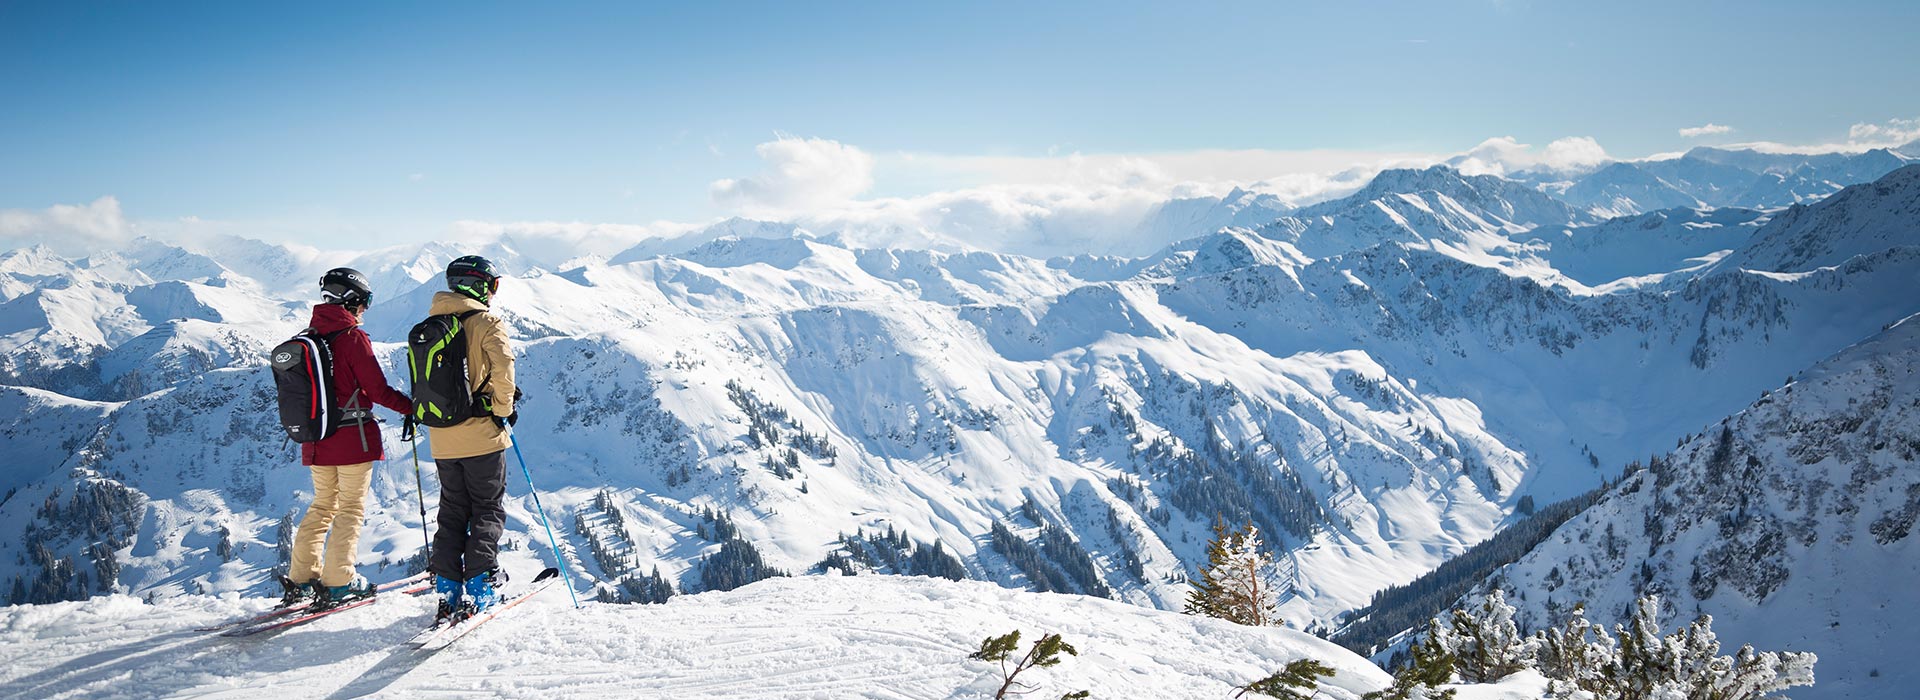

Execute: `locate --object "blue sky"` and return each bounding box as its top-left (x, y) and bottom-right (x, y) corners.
top-left (2, 1), bottom-right (1917, 248)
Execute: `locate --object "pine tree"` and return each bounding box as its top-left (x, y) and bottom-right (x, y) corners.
top-left (1235, 658), bottom-right (1337, 699)
top-left (1611, 595), bottom-right (1673, 700)
top-left (1184, 520), bottom-right (1282, 626)
top-left (1525, 595), bottom-right (1816, 700)
top-left (969, 630), bottom-right (1085, 700)
top-left (1429, 590), bottom-right (1528, 683)
top-left (1363, 632), bottom-right (1457, 700)
top-left (1610, 595), bottom-right (1817, 700)
top-left (1529, 603), bottom-right (1616, 696)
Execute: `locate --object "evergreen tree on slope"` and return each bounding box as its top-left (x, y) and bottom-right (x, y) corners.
top-left (1185, 520), bottom-right (1283, 626)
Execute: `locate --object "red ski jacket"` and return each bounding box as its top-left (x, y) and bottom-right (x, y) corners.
top-left (299, 303), bottom-right (412, 466)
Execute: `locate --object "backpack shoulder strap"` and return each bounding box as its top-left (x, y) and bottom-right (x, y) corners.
top-left (456, 310), bottom-right (483, 321)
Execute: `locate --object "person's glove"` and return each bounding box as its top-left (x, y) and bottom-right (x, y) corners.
top-left (401, 416), bottom-right (417, 442)
top-left (493, 412), bottom-right (519, 429)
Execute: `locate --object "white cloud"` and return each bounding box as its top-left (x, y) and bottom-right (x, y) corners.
top-left (0, 196), bottom-right (131, 256)
top-left (889, 147), bottom-right (1431, 194)
top-left (447, 218), bottom-right (701, 265)
top-left (710, 135), bottom-right (875, 214)
top-left (1448, 136), bottom-right (1611, 177)
top-left (1678, 123), bottom-right (1734, 138)
top-left (1847, 117), bottom-right (1920, 146)
top-left (1717, 116), bottom-right (1920, 154)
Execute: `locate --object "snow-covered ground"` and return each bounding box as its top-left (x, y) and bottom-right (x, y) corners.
top-left (0, 573), bottom-right (1481, 700)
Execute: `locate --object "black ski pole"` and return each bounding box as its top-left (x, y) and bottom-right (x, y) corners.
top-left (404, 417), bottom-right (432, 569)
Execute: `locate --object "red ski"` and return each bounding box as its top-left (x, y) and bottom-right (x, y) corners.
top-left (199, 572), bottom-right (431, 633)
top-left (222, 578), bottom-right (434, 637)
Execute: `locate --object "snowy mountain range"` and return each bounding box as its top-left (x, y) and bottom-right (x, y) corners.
top-left (0, 146), bottom-right (1914, 697)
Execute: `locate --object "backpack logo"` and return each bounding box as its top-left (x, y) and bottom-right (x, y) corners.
top-left (273, 351), bottom-right (293, 364)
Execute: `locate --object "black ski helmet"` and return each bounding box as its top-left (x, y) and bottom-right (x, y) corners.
top-left (319, 267), bottom-right (373, 308)
top-left (446, 255), bottom-right (501, 303)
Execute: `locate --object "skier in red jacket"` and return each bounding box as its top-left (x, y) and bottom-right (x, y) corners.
top-left (283, 268), bottom-right (413, 609)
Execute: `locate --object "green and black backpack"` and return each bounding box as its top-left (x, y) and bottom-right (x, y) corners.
top-left (406, 310), bottom-right (484, 428)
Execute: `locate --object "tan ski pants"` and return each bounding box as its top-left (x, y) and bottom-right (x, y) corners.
top-left (288, 462), bottom-right (374, 588)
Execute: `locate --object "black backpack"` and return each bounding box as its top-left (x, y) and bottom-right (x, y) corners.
top-left (407, 310), bottom-right (484, 428)
top-left (270, 328), bottom-right (359, 443)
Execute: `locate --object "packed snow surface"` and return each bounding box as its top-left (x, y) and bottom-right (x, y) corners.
top-left (0, 573), bottom-right (1459, 699)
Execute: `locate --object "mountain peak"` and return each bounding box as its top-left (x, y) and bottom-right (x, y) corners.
top-left (1356, 165), bottom-right (1472, 196)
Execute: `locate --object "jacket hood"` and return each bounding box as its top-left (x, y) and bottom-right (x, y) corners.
top-left (309, 302), bottom-right (361, 334)
top-left (428, 290), bottom-right (490, 316)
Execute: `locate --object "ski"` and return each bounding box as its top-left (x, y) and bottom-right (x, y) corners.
top-left (415, 567), bottom-right (560, 651)
top-left (222, 579), bottom-right (434, 637)
top-left (198, 572), bottom-right (431, 632)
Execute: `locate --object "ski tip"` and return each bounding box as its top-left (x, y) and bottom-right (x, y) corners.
top-left (533, 567), bottom-right (560, 583)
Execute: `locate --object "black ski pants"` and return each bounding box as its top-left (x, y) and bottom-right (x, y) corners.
top-left (430, 449), bottom-right (507, 581)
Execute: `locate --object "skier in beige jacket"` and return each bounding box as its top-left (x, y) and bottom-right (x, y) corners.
top-left (419, 255), bottom-right (519, 619)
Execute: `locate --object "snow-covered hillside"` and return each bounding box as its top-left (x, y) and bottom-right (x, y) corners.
top-left (0, 572), bottom-right (1569, 700)
top-left (1, 149), bottom-right (1914, 660)
top-left (1483, 312), bottom-right (1920, 700)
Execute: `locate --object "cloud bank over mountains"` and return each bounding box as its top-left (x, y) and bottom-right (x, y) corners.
top-left (6, 116), bottom-right (1917, 260)
top-left (0, 196), bottom-right (130, 257)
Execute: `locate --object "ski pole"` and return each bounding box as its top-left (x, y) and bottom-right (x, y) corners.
top-left (405, 417), bottom-right (432, 569)
top-left (511, 438), bottom-right (580, 608)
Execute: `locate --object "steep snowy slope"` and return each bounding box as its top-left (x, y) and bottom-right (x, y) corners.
top-left (1714, 163), bottom-right (1920, 273)
top-left (1259, 166), bottom-right (1591, 259)
top-left (1528, 207), bottom-right (1767, 286)
top-left (1483, 312), bottom-right (1920, 700)
top-left (0, 386), bottom-right (116, 502)
top-left (0, 573), bottom-right (1564, 700)
top-left (1558, 162), bottom-right (1710, 218)
top-left (1133, 187), bottom-right (1300, 248)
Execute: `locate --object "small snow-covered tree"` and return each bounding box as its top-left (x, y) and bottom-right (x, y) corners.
top-left (1708, 642), bottom-right (1818, 700)
top-left (1566, 595), bottom-right (1817, 700)
top-left (1611, 595), bottom-right (1676, 700)
top-left (1431, 590), bottom-right (1529, 683)
top-left (1530, 603), bottom-right (1617, 696)
top-left (1184, 520), bottom-right (1283, 626)
top-left (1364, 632), bottom-right (1457, 700)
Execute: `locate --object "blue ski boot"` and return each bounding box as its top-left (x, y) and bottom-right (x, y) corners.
top-left (434, 575), bottom-right (464, 622)
top-left (463, 569), bottom-right (506, 615)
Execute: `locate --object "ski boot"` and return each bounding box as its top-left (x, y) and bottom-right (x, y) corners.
top-left (434, 575), bottom-right (464, 622)
top-left (277, 575), bottom-right (320, 607)
top-left (314, 574), bottom-right (376, 611)
top-left (462, 569), bottom-right (507, 616)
